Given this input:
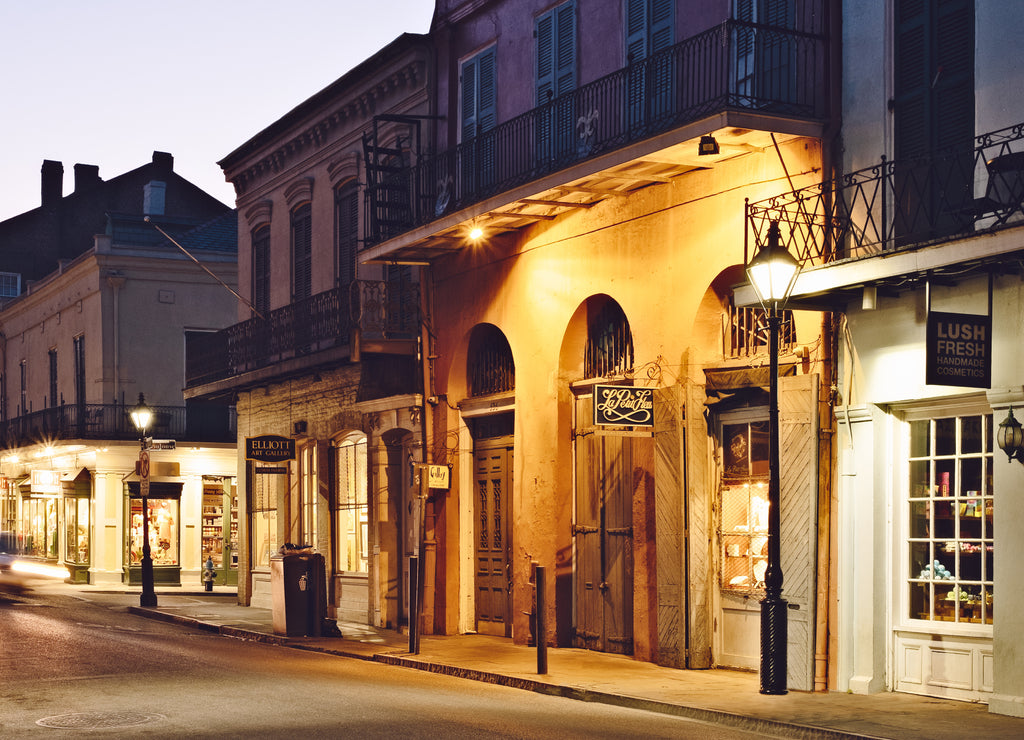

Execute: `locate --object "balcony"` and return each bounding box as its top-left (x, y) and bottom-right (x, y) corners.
top-left (184, 279), bottom-right (420, 393)
top-left (363, 17), bottom-right (829, 260)
top-left (745, 121), bottom-right (1024, 304)
top-left (0, 401), bottom-right (235, 450)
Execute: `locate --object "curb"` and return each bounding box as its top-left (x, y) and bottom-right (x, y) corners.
top-left (127, 607), bottom-right (879, 740)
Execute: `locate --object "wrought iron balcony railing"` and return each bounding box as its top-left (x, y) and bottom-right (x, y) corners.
top-left (366, 17), bottom-right (829, 245)
top-left (746, 121), bottom-right (1024, 268)
top-left (185, 279), bottom-right (421, 389)
top-left (0, 401), bottom-right (235, 449)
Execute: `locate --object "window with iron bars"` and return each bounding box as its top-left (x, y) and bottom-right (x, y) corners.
top-left (468, 325), bottom-right (515, 397)
top-left (585, 301), bottom-right (634, 378)
top-left (725, 304), bottom-right (796, 358)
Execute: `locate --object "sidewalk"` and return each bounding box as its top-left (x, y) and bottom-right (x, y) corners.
top-left (50, 585), bottom-right (1024, 740)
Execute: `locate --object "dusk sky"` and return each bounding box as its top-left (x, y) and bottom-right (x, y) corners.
top-left (0, 1), bottom-right (435, 222)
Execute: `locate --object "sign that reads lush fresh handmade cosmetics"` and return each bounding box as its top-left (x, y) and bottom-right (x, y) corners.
top-left (594, 385), bottom-right (654, 427)
top-left (926, 311), bottom-right (991, 389)
top-left (245, 434), bottom-right (296, 462)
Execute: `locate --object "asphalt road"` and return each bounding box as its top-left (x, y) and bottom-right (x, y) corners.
top-left (0, 588), bottom-right (766, 739)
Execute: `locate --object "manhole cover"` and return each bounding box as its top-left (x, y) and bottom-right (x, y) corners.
top-left (36, 711), bottom-right (165, 729)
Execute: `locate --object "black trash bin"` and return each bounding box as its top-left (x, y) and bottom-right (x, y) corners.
top-left (270, 549), bottom-right (326, 637)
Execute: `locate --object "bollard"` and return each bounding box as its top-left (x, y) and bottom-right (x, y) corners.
top-left (409, 555), bottom-right (420, 655)
top-left (535, 565), bottom-right (547, 675)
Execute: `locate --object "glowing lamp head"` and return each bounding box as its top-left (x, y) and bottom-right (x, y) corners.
top-left (130, 393), bottom-right (153, 434)
top-left (746, 221), bottom-right (801, 310)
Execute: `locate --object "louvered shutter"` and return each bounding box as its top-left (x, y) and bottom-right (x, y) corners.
top-left (292, 203), bottom-right (312, 302)
top-left (336, 184), bottom-right (358, 289)
top-left (779, 373), bottom-right (819, 691)
top-left (252, 225), bottom-right (270, 316)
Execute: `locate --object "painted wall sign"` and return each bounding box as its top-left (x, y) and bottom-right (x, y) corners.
top-left (594, 385), bottom-right (654, 427)
top-left (926, 311), bottom-right (991, 389)
top-left (245, 435), bottom-right (296, 462)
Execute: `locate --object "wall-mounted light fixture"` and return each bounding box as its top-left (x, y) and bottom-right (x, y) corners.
top-left (997, 407), bottom-right (1024, 462)
top-left (699, 134), bottom-right (720, 156)
top-left (469, 224), bottom-right (484, 241)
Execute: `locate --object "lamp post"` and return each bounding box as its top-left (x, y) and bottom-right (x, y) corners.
top-left (746, 220), bottom-right (801, 695)
top-left (130, 393), bottom-right (157, 608)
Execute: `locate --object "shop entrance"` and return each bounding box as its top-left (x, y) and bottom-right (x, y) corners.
top-left (201, 479), bottom-right (238, 586)
top-left (572, 392), bottom-right (634, 655)
top-left (126, 481), bottom-right (182, 586)
top-left (473, 437), bottom-right (513, 636)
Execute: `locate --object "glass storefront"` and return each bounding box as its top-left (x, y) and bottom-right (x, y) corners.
top-left (22, 496), bottom-right (58, 559)
top-left (126, 481), bottom-right (182, 585)
top-left (202, 479), bottom-right (238, 585)
top-left (719, 420), bottom-right (770, 594)
top-left (64, 496), bottom-right (90, 580)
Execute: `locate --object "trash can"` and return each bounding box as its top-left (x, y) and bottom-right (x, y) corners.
top-left (270, 548), bottom-right (326, 637)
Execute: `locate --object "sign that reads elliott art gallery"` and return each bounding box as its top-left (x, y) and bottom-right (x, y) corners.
top-left (926, 311), bottom-right (991, 389)
top-left (245, 434), bottom-right (297, 462)
top-left (594, 385), bottom-right (654, 427)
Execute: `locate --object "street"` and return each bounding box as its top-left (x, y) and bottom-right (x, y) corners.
top-left (1, 588), bottom-right (763, 739)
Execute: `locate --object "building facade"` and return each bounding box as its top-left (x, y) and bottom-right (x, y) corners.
top-left (735, 0), bottom-right (1024, 715)
top-left (0, 153), bottom-right (239, 587)
top-left (356, 0), bottom-right (837, 691)
top-left (189, 34), bottom-right (431, 622)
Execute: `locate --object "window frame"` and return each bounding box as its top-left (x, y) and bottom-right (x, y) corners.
top-left (897, 398), bottom-right (995, 634)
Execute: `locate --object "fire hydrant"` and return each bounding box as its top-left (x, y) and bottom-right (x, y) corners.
top-left (202, 556), bottom-right (215, 592)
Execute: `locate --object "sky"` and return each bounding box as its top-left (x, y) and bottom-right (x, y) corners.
top-left (0, 1), bottom-right (436, 222)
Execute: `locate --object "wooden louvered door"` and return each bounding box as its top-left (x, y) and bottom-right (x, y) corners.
top-left (574, 393), bottom-right (634, 654)
top-left (474, 443), bottom-right (512, 636)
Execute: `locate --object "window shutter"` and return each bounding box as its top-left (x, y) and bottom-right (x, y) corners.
top-left (477, 48), bottom-right (497, 133)
top-left (336, 184), bottom-right (358, 288)
top-left (779, 372), bottom-right (819, 692)
top-left (461, 56), bottom-right (478, 141)
top-left (625, 0), bottom-right (647, 63)
top-left (650, 0), bottom-right (674, 53)
top-left (554, 0), bottom-right (577, 97)
top-left (252, 225), bottom-right (270, 316)
top-left (291, 203), bottom-right (312, 302)
top-left (535, 9), bottom-right (555, 105)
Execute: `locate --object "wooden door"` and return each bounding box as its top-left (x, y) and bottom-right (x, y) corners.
top-left (473, 444), bottom-right (512, 636)
top-left (574, 394), bottom-right (634, 654)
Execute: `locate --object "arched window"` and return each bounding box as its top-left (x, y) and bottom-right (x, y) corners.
top-left (468, 325), bottom-right (515, 397)
top-left (585, 300), bottom-right (634, 378)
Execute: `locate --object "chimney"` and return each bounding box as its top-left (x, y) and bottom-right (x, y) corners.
top-left (73, 163), bottom-right (101, 193)
top-left (41, 160), bottom-right (63, 207)
top-left (144, 181), bottom-right (166, 216)
top-left (152, 151), bottom-right (174, 174)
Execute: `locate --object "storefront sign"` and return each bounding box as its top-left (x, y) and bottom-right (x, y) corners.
top-left (255, 466), bottom-right (288, 475)
top-left (245, 435), bottom-right (296, 462)
top-left (926, 311), bottom-right (991, 389)
top-left (427, 464), bottom-right (450, 490)
top-left (30, 469), bottom-right (61, 494)
top-left (594, 385), bottom-right (654, 427)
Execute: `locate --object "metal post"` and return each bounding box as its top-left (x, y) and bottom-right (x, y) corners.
top-left (535, 566), bottom-right (547, 674)
top-left (760, 307), bottom-right (787, 694)
top-left (408, 555), bottom-right (420, 655)
top-left (138, 444), bottom-right (157, 608)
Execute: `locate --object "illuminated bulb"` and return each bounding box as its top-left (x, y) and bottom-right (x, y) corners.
top-left (469, 226), bottom-right (483, 240)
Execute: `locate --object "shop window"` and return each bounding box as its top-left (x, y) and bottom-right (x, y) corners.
top-left (22, 496), bottom-right (57, 558)
top-left (202, 485), bottom-right (237, 570)
top-left (333, 435), bottom-right (368, 573)
top-left (128, 498), bottom-right (178, 566)
top-left (907, 413), bottom-right (994, 626)
top-left (64, 496), bottom-right (89, 565)
top-left (252, 471), bottom-right (278, 568)
top-left (719, 419), bottom-right (770, 593)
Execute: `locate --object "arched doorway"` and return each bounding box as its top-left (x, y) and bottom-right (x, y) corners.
top-left (464, 323), bottom-right (515, 637)
top-left (568, 296), bottom-right (636, 655)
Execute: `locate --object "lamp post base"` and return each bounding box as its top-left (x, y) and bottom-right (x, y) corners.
top-left (760, 596), bottom-right (788, 695)
top-left (140, 556), bottom-right (158, 608)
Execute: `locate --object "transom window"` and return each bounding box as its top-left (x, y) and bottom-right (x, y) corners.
top-left (907, 413), bottom-right (993, 626)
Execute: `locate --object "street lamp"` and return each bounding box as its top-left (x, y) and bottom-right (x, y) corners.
top-left (130, 393), bottom-right (157, 608)
top-left (745, 220), bottom-right (801, 695)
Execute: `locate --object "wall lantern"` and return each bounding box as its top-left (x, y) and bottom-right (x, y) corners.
top-left (997, 406), bottom-right (1024, 462)
top-left (699, 134), bottom-right (720, 156)
top-left (130, 393), bottom-right (153, 435)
